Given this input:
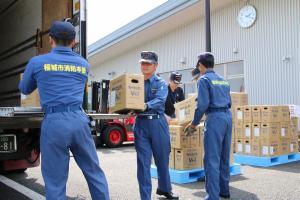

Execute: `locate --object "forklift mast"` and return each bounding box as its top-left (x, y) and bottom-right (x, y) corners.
top-left (91, 80), bottom-right (110, 113)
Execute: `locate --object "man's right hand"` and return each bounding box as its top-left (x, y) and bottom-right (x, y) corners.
top-left (165, 114), bottom-right (171, 125)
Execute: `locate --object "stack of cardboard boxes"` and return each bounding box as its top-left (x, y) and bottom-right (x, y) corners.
top-left (234, 105), bottom-right (299, 157)
top-left (168, 93), bottom-right (242, 170)
top-left (169, 97), bottom-right (203, 170)
top-left (230, 92), bottom-right (249, 155)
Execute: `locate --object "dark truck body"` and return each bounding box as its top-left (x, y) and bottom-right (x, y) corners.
top-left (0, 0), bottom-right (76, 172)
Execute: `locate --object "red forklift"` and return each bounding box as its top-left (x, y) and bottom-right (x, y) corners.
top-left (88, 80), bottom-right (135, 148)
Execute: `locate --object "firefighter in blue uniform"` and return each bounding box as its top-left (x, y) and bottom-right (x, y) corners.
top-left (134, 51), bottom-right (179, 200)
top-left (185, 52), bottom-right (232, 200)
top-left (19, 21), bottom-right (109, 200)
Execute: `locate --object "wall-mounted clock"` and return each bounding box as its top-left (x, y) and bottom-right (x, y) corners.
top-left (237, 5), bottom-right (257, 28)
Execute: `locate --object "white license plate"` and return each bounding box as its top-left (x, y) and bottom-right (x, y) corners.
top-left (0, 135), bottom-right (17, 153)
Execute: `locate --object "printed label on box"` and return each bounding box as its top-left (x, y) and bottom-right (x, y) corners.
top-left (281, 128), bottom-right (286, 137)
top-left (179, 109), bottom-right (185, 121)
top-left (290, 144), bottom-right (294, 152)
top-left (110, 91), bottom-right (116, 107)
top-left (238, 144), bottom-right (243, 152)
top-left (245, 144), bottom-right (251, 154)
top-left (254, 128), bottom-right (260, 137)
top-left (237, 111), bottom-right (243, 120)
top-left (270, 147), bottom-right (274, 155)
top-left (262, 146), bottom-right (269, 155)
top-left (245, 128), bottom-right (251, 137)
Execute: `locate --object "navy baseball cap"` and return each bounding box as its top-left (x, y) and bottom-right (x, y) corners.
top-left (49, 21), bottom-right (76, 40)
top-left (170, 71), bottom-right (182, 84)
top-left (196, 52), bottom-right (214, 68)
top-left (139, 51), bottom-right (158, 64)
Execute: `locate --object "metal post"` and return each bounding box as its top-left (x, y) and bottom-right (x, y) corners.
top-left (80, 0), bottom-right (87, 59)
top-left (80, 0), bottom-right (88, 110)
top-left (205, 0), bottom-right (211, 52)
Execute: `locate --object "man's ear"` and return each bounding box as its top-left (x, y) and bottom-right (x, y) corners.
top-left (49, 36), bottom-right (55, 48)
top-left (70, 39), bottom-right (76, 48)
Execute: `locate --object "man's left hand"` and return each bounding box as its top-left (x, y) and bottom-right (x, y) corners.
top-left (184, 124), bottom-right (197, 136)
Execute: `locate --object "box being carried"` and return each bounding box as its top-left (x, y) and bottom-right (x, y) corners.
top-left (174, 96), bottom-right (196, 125)
top-left (20, 74), bottom-right (40, 107)
top-left (109, 74), bottom-right (144, 114)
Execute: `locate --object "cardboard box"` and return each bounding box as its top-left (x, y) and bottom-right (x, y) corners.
top-left (169, 125), bottom-right (189, 149)
top-left (260, 140), bottom-right (280, 157)
top-left (174, 97), bottom-right (196, 125)
top-left (169, 148), bottom-right (175, 169)
top-left (174, 148), bottom-right (202, 170)
top-left (291, 117), bottom-right (298, 127)
top-left (260, 123), bottom-right (280, 142)
top-left (235, 139), bottom-right (244, 154)
top-left (243, 123), bottom-right (252, 139)
top-left (243, 106), bottom-right (252, 123)
top-left (252, 123), bottom-right (261, 140)
top-left (230, 146), bottom-right (234, 164)
top-left (235, 125), bottom-right (244, 139)
top-left (190, 131), bottom-right (200, 148)
top-left (20, 74), bottom-right (40, 107)
top-left (289, 138), bottom-right (299, 153)
top-left (251, 139), bottom-right (261, 156)
top-left (169, 125), bottom-right (200, 149)
top-left (198, 123), bottom-right (204, 152)
top-left (230, 92), bottom-right (248, 107)
top-left (290, 122), bottom-right (298, 139)
top-left (280, 106), bottom-right (290, 122)
top-left (232, 125), bottom-right (235, 152)
top-left (252, 106), bottom-right (261, 122)
top-left (280, 122), bottom-right (291, 139)
top-left (21, 90), bottom-right (40, 107)
top-left (243, 140), bottom-right (252, 155)
top-left (281, 138), bottom-right (290, 155)
top-left (169, 119), bottom-right (179, 125)
top-left (261, 106), bottom-right (280, 122)
top-left (109, 74), bottom-right (144, 113)
top-left (234, 107), bottom-right (244, 126)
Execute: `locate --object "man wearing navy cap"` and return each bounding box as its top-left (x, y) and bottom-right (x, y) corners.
top-left (19, 21), bottom-right (109, 200)
top-left (185, 52), bottom-right (232, 200)
top-left (134, 51), bottom-right (179, 200)
top-left (165, 71), bottom-right (185, 119)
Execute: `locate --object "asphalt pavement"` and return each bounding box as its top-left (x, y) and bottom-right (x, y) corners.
top-left (1, 144), bottom-right (300, 200)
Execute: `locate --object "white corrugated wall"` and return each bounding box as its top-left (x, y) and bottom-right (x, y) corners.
top-left (90, 0), bottom-right (300, 106)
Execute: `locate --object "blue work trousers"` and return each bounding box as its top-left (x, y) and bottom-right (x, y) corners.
top-left (204, 111), bottom-right (232, 200)
top-left (134, 116), bottom-right (172, 200)
top-left (40, 111), bottom-right (109, 200)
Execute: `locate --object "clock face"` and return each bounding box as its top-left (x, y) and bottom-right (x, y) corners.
top-left (237, 5), bottom-right (257, 28)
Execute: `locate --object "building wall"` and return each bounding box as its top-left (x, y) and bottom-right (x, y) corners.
top-left (90, 0), bottom-right (300, 106)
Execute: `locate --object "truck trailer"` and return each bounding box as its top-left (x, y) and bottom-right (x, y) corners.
top-left (0, 0), bottom-right (85, 172)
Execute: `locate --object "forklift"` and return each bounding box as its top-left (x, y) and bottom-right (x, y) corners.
top-left (88, 81), bottom-right (135, 148)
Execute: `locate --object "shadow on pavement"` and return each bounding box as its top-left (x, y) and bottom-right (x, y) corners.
top-left (175, 174), bottom-right (248, 189)
top-left (263, 160), bottom-right (300, 174)
top-left (3, 171), bottom-right (89, 200)
top-left (96, 143), bottom-right (136, 154)
top-left (242, 160), bottom-right (300, 174)
top-left (189, 186), bottom-right (259, 200)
